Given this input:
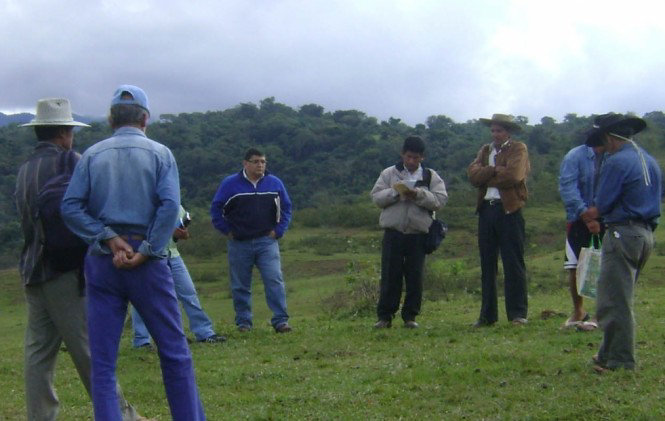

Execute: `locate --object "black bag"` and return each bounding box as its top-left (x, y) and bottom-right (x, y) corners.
top-left (421, 168), bottom-right (447, 254)
top-left (36, 150), bottom-right (88, 272)
top-left (425, 219), bottom-right (448, 254)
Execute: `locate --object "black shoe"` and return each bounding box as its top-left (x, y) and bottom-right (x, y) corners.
top-left (404, 320), bottom-right (419, 329)
top-left (374, 319), bottom-right (392, 329)
top-left (472, 320), bottom-right (495, 328)
top-left (198, 334), bottom-right (227, 343)
top-left (275, 323), bottom-right (292, 333)
top-left (511, 318), bottom-right (528, 326)
top-left (135, 343), bottom-right (155, 351)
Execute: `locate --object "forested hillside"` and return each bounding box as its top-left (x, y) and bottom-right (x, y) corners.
top-left (1, 97), bottom-right (664, 267)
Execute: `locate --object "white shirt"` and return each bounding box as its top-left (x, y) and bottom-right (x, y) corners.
top-left (403, 165), bottom-right (423, 182)
top-left (483, 141), bottom-right (510, 200)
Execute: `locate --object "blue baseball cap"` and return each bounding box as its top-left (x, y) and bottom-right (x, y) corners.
top-left (110, 85), bottom-right (150, 115)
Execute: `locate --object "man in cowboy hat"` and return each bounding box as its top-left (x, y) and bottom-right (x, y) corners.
top-left (61, 85), bottom-right (205, 419)
top-left (467, 114), bottom-right (530, 327)
top-left (582, 113), bottom-right (661, 372)
top-left (15, 98), bottom-right (141, 420)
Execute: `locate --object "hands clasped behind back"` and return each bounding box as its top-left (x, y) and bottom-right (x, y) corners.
top-left (106, 236), bottom-right (148, 269)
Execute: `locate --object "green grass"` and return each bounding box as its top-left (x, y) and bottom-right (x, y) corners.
top-left (2, 206), bottom-right (665, 420)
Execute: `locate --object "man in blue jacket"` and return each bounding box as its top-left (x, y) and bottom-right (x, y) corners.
top-left (211, 148), bottom-right (293, 333)
top-left (582, 113), bottom-right (661, 372)
top-left (558, 143), bottom-right (604, 330)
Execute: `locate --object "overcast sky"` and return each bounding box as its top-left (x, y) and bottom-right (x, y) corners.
top-left (2, 0), bottom-right (664, 125)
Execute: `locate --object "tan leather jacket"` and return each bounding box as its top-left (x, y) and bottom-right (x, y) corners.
top-left (371, 164), bottom-right (448, 234)
top-left (467, 140), bottom-right (530, 214)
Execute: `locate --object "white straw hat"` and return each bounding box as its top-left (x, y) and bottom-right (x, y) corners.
top-left (22, 98), bottom-right (90, 127)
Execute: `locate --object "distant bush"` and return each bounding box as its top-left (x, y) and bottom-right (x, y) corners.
top-left (424, 258), bottom-right (478, 300)
top-left (296, 201), bottom-right (379, 228)
top-left (321, 260), bottom-right (380, 318)
top-left (176, 206), bottom-right (227, 258)
top-left (195, 271), bottom-right (220, 284)
top-left (292, 234), bottom-right (381, 255)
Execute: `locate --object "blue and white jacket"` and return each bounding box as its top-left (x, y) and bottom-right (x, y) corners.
top-left (210, 170), bottom-right (292, 240)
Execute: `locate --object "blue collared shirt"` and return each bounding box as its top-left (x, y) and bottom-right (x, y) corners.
top-left (61, 126), bottom-right (180, 258)
top-left (595, 142), bottom-right (662, 224)
top-left (558, 145), bottom-right (597, 221)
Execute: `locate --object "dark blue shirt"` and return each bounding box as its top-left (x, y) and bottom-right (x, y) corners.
top-left (595, 142), bottom-right (661, 224)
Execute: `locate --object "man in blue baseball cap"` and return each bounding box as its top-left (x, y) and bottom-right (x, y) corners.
top-left (61, 85), bottom-right (206, 419)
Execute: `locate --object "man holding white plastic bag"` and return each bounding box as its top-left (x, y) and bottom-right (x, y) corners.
top-left (582, 113), bottom-right (661, 372)
top-left (558, 142), bottom-right (606, 330)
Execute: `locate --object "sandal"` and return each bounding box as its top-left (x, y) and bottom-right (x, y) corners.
top-left (562, 313), bottom-right (590, 329)
top-left (576, 321), bottom-right (598, 332)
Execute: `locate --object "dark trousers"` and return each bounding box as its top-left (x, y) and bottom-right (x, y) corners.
top-left (477, 202), bottom-right (528, 323)
top-left (377, 229), bottom-right (427, 322)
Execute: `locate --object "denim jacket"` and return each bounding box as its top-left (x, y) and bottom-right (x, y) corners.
top-left (558, 145), bottom-right (596, 222)
top-left (61, 126), bottom-right (180, 258)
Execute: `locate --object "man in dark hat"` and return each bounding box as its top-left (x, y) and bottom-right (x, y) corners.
top-left (467, 114), bottom-right (530, 327)
top-left (582, 113), bottom-right (661, 372)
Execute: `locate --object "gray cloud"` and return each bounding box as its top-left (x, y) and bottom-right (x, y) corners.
top-left (2, 0), bottom-right (663, 125)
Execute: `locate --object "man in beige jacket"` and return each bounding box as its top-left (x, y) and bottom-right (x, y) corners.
top-left (467, 114), bottom-right (530, 327)
top-left (371, 136), bottom-right (448, 328)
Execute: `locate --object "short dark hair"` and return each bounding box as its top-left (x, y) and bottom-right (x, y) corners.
top-left (402, 136), bottom-right (425, 154)
top-left (109, 104), bottom-right (148, 129)
top-left (244, 148), bottom-right (264, 161)
top-left (34, 125), bottom-right (73, 141)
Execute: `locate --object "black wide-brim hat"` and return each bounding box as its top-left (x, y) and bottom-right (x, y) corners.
top-left (585, 113), bottom-right (646, 147)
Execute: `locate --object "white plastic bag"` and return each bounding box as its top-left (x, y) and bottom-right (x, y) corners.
top-left (576, 244), bottom-right (602, 299)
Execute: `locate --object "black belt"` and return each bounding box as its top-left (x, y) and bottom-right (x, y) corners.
top-left (485, 199), bottom-right (502, 206)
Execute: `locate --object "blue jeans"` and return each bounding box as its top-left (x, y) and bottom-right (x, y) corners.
top-left (132, 256), bottom-right (215, 346)
top-left (228, 236), bottom-right (289, 328)
top-left (85, 246), bottom-right (205, 421)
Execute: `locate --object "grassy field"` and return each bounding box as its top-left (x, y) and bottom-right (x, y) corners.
top-left (2, 204), bottom-right (665, 420)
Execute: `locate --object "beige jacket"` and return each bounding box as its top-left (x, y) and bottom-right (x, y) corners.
top-left (370, 163), bottom-right (448, 234)
top-left (467, 140), bottom-right (530, 214)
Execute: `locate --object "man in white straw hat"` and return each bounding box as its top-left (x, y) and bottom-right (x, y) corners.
top-left (467, 113), bottom-right (530, 327)
top-left (15, 98), bottom-right (142, 420)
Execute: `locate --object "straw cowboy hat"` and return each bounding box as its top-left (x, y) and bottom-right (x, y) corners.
top-left (22, 98), bottom-right (90, 127)
top-left (585, 113), bottom-right (646, 147)
top-left (479, 113), bottom-right (522, 132)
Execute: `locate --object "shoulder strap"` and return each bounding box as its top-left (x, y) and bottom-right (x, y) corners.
top-left (422, 167), bottom-right (432, 188)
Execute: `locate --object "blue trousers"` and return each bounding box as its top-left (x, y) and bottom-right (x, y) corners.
top-left (131, 256), bottom-right (215, 346)
top-left (85, 250), bottom-right (205, 421)
top-left (228, 236), bottom-right (289, 328)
